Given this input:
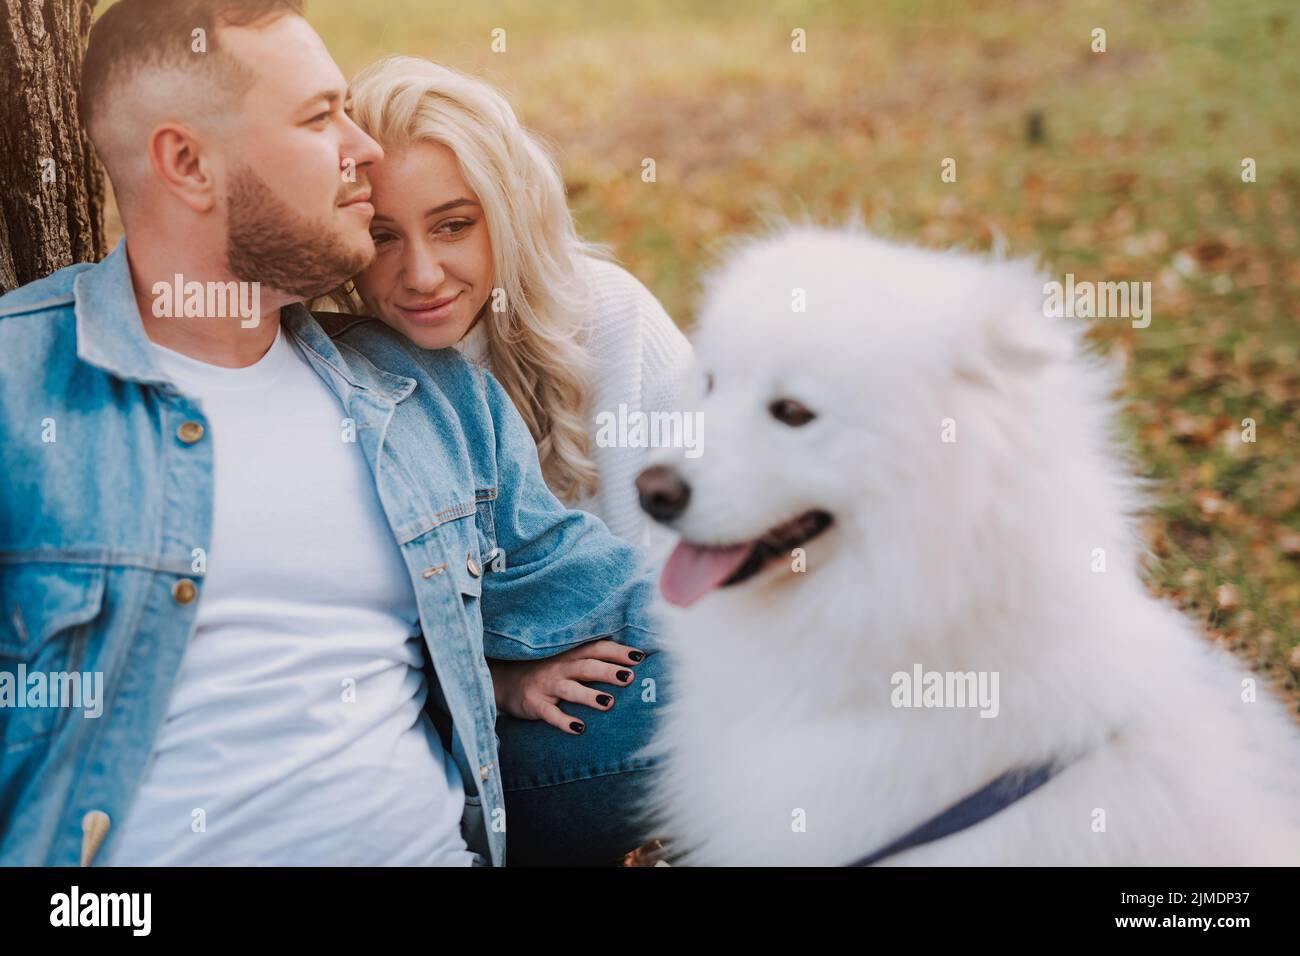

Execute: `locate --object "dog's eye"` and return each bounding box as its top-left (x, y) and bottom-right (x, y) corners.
top-left (769, 398), bottom-right (815, 427)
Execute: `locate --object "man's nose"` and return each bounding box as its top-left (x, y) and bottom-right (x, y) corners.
top-left (342, 113), bottom-right (384, 169)
top-left (636, 465), bottom-right (691, 522)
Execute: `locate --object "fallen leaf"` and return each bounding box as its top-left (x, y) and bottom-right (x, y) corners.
top-left (1215, 583), bottom-right (1240, 610)
top-left (1194, 489), bottom-right (1228, 519)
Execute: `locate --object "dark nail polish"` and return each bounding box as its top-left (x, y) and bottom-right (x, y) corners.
top-left (617, 670), bottom-right (631, 682)
top-left (569, 721), bottom-right (585, 734)
top-left (628, 651), bottom-right (645, 662)
top-left (596, 694), bottom-right (612, 707)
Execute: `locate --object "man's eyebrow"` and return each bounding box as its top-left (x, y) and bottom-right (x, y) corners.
top-left (372, 199), bottom-right (480, 222)
top-left (298, 90), bottom-right (344, 112)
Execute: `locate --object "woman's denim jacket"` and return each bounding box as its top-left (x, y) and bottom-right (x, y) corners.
top-left (0, 240), bottom-right (657, 866)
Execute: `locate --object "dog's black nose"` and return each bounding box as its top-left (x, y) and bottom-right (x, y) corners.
top-left (636, 465), bottom-right (690, 522)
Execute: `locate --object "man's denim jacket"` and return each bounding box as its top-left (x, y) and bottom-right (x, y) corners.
top-left (0, 239), bottom-right (657, 866)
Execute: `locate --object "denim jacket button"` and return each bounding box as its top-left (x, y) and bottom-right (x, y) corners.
top-left (466, 553), bottom-right (482, 578)
top-left (80, 810), bottom-right (111, 867)
top-left (176, 420), bottom-right (205, 444)
top-left (172, 579), bottom-right (198, 604)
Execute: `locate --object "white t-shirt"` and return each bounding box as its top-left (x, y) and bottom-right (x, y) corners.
top-left (105, 324), bottom-right (474, 866)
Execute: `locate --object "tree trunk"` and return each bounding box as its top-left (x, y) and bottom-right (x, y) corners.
top-left (0, 0), bottom-right (104, 294)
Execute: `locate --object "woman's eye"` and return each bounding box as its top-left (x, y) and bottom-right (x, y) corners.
top-left (436, 219), bottom-right (474, 237)
top-left (311, 112), bottom-right (331, 125)
top-left (370, 233), bottom-right (394, 246)
top-left (769, 398), bottom-right (815, 427)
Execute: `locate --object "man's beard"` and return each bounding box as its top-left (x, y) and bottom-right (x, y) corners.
top-left (225, 166), bottom-right (372, 300)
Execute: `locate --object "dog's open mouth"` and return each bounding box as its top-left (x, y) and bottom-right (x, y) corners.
top-left (660, 510), bottom-right (833, 608)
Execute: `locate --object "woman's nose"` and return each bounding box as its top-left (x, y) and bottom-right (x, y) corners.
top-left (402, 243), bottom-right (445, 293)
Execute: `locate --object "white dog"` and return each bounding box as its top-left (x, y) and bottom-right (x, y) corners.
top-left (633, 225), bottom-right (1300, 865)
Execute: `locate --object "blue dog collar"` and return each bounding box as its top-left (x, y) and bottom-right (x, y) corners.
top-left (848, 760), bottom-right (1066, 867)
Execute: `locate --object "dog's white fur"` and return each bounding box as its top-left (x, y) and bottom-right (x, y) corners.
top-left (638, 226), bottom-right (1300, 865)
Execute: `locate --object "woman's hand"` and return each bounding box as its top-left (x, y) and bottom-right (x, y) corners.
top-left (488, 640), bottom-right (646, 735)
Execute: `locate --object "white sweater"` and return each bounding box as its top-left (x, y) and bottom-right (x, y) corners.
top-left (454, 257), bottom-right (694, 549)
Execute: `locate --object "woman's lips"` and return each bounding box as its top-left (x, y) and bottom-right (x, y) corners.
top-left (397, 292), bottom-right (462, 325)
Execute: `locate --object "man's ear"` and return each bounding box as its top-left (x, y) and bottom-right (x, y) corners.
top-left (954, 264), bottom-right (1074, 390)
top-left (147, 122), bottom-right (217, 213)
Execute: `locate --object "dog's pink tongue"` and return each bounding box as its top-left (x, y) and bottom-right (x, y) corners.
top-left (660, 540), bottom-right (754, 608)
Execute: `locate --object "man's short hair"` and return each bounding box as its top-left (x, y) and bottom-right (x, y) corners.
top-left (79, 0), bottom-right (305, 133)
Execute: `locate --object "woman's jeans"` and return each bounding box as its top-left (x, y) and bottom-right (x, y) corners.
top-left (494, 648), bottom-right (669, 865)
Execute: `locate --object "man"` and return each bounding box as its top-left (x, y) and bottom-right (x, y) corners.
top-left (0, 0), bottom-right (656, 866)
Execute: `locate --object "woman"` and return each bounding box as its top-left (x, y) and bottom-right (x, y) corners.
top-left (332, 56), bottom-right (691, 864)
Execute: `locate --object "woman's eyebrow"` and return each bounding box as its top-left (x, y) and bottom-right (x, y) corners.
top-left (372, 198), bottom-right (479, 223)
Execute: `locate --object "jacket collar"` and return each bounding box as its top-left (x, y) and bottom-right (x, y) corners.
top-left (74, 238), bottom-right (171, 388)
top-left (72, 237), bottom-right (414, 405)
top-left (283, 306), bottom-right (416, 405)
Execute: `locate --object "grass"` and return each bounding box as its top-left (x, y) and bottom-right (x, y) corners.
top-left (99, 0), bottom-right (1300, 706)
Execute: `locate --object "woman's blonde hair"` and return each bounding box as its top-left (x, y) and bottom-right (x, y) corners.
top-left (336, 55), bottom-right (604, 503)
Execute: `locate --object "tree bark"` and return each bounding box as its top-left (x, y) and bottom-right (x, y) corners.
top-left (0, 0), bottom-right (104, 294)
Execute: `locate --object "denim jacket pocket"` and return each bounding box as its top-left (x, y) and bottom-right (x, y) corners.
top-left (0, 561), bottom-right (107, 750)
